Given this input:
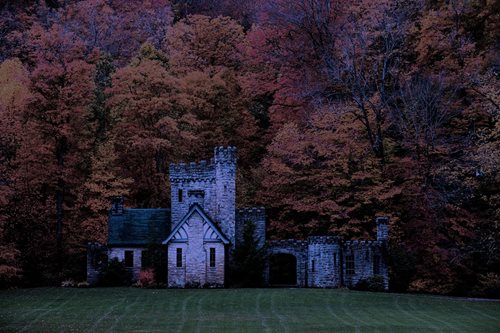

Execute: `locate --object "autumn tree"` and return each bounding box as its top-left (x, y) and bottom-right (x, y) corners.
top-left (108, 43), bottom-right (194, 207)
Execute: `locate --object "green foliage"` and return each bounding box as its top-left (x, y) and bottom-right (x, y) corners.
top-left (388, 245), bottom-right (416, 292)
top-left (471, 273), bottom-right (500, 299)
top-left (231, 220), bottom-right (267, 287)
top-left (98, 258), bottom-right (132, 287)
top-left (353, 275), bottom-right (386, 292)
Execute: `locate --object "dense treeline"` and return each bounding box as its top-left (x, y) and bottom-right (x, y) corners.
top-left (0, 0), bottom-right (498, 296)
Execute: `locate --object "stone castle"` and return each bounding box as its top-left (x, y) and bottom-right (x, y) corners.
top-left (87, 146), bottom-right (389, 289)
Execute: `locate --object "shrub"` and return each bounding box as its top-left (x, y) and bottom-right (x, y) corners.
top-left (185, 281), bottom-right (201, 288)
top-left (77, 281), bottom-right (89, 288)
top-left (231, 220), bottom-right (266, 287)
top-left (202, 282), bottom-right (224, 289)
top-left (471, 273), bottom-right (500, 298)
top-left (137, 268), bottom-right (155, 287)
top-left (98, 258), bottom-right (131, 286)
top-left (353, 275), bottom-right (386, 292)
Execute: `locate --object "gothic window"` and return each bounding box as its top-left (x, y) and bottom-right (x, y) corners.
top-left (346, 255), bottom-right (355, 275)
top-left (176, 248), bottom-right (182, 267)
top-left (178, 189), bottom-right (183, 202)
top-left (209, 248), bottom-right (216, 267)
top-left (311, 259), bottom-right (315, 272)
top-left (124, 250), bottom-right (134, 268)
top-left (373, 255), bottom-right (380, 275)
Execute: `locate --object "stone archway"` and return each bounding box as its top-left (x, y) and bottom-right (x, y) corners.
top-left (269, 253), bottom-right (297, 286)
top-left (266, 240), bottom-right (308, 287)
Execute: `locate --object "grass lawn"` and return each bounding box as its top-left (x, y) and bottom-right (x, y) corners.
top-left (0, 288), bottom-right (499, 332)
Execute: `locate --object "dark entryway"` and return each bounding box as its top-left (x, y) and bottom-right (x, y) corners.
top-left (269, 253), bottom-right (297, 286)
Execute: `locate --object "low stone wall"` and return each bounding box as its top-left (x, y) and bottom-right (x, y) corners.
top-left (86, 242), bottom-right (107, 285)
top-left (307, 237), bottom-right (342, 287)
top-left (342, 240), bottom-right (389, 289)
top-left (267, 240), bottom-right (308, 287)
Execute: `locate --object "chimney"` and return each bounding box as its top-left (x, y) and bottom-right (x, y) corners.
top-left (376, 216), bottom-right (389, 242)
top-left (111, 196), bottom-right (124, 215)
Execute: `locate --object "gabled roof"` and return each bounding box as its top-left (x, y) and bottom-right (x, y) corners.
top-left (108, 208), bottom-right (170, 246)
top-left (162, 203), bottom-right (230, 245)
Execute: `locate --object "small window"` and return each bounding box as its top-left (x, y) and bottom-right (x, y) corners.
top-left (178, 189), bottom-right (183, 202)
top-left (346, 255), bottom-right (355, 275)
top-left (311, 259), bottom-right (315, 272)
top-left (141, 250), bottom-right (150, 268)
top-left (124, 250), bottom-right (134, 268)
top-left (373, 255), bottom-right (380, 275)
top-left (209, 248), bottom-right (216, 267)
top-left (176, 248), bottom-right (182, 267)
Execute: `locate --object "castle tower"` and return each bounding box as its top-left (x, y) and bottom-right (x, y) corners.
top-left (376, 216), bottom-right (389, 242)
top-left (169, 159), bottom-right (217, 226)
top-left (214, 146), bottom-right (237, 248)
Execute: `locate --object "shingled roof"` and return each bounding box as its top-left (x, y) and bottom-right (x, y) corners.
top-left (108, 208), bottom-right (171, 247)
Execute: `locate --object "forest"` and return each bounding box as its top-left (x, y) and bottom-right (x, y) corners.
top-left (0, 0), bottom-right (498, 297)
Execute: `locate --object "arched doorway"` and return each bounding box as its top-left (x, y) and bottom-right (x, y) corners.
top-left (269, 253), bottom-right (297, 286)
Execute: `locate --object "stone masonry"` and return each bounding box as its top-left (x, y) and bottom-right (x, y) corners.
top-left (88, 146), bottom-right (390, 289)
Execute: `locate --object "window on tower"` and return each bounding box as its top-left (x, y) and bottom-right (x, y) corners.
top-left (346, 255), bottom-right (355, 275)
top-left (176, 248), bottom-right (182, 267)
top-left (210, 248), bottom-right (216, 267)
top-left (178, 189), bottom-right (183, 202)
top-left (373, 255), bottom-right (381, 275)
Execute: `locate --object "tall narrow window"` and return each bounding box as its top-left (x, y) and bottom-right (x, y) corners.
top-left (124, 250), bottom-right (134, 268)
top-left (373, 255), bottom-right (380, 275)
top-left (176, 248), bottom-right (182, 267)
top-left (311, 259), bottom-right (315, 272)
top-left (346, 255), bottom-right (355, 275)
top-left (209, 248), bottom-right (216, 267)
top-left (178, 189), bottom-right (183, 202)
top-left (333, 253), bottom-right (337, 267)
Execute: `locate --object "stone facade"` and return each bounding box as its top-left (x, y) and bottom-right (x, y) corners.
top-left (88, 145), bottom-right (390, 289)
top-left (267, 227), bottom-right (389, 289)
top-left (108, 247), bottom-right (147, 281)
top-left (165, 207), bottom-right (228, 287)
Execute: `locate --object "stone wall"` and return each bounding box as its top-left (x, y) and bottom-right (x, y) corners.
top-left (86, 242), bottom-right (107, 285)
top-left (169, 160), bottom-right (216, 227)
top-left (235, 207), bottom-right (266, 249)
top-left (169, 146), bottom-right (236, 249)
top-left (108, 246), bottom-right (146, 281)
top-left (267, 240), bottom-right (308, 287)
top-left (307, 236), bottom-right (342, 288)
top-left (204, 242), bottom-right (225, 285)
top-left (168, 242), bottom-right (187, 287)
top-left (342, 240), bottom-right (389, 289)
top-left (167, 211), bottom-right (226, 287)
top-left (214, 146), bottom-right (236, 248)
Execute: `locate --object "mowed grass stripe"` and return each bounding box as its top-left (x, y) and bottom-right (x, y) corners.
top-left (0, 288), bottom-right (499, 333)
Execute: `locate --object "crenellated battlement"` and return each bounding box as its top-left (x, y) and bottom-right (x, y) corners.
top-left (343, 240), bottom-right (384, 248)
top-left (269, 239), bottom-right (309, 247)
top-left (236, 207), bottom-right (265, 215)
top-left (214, 146), bottom-right (237, 164)
top-left (308, 236), bottom-right (342, 244)
top-left (169, 159), bottom-right (216, 182)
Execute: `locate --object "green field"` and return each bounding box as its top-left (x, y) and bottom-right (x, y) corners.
top-left (0, 288), bottom-right (499, 332)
